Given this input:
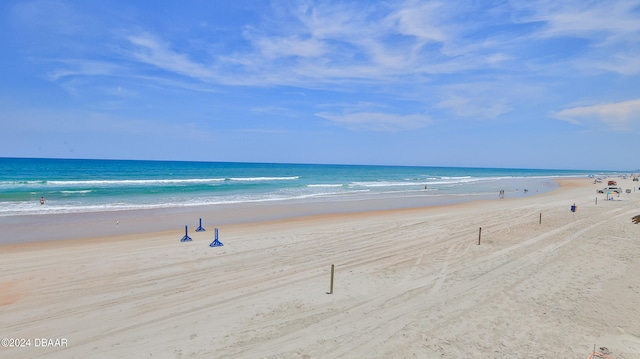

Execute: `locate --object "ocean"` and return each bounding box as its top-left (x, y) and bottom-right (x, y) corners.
top-left (0, 157), bottom-right (602, 217)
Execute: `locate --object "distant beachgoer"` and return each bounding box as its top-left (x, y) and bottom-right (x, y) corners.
top-left (499, 189), bottom-right (505, 199)
top-left (40, 196), bottom-right (45, 205)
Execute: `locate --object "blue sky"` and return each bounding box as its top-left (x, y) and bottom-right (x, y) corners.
top-left (1, 0), bottom-right (639, 170)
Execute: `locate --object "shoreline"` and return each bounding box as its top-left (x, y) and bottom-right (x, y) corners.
top-left (1, 177), bottom-right (566, 246)
top-left (0, 176), bottom-right (606, 248)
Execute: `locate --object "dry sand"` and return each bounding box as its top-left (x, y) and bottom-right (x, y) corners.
top-left (1, 177), bottom-right (640, 358)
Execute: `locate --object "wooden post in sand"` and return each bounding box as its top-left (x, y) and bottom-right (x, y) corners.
top-left (328, 264), bottom-right (335, 294)
top-left (478, 227), bottom-right (482, 245)
top-left (595, 197), bottom-right (598, 205)
top-left (539, 213), bottom-right (542, 224)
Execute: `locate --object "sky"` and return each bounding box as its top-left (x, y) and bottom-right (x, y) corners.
top-left (1, 0), bottom-right (639, 171)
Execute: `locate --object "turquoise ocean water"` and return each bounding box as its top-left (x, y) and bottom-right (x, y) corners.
top-left (0, 158), bottom-right (604, 217)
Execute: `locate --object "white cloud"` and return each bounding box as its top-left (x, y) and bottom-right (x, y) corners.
top-left (25, 0), bottom-right (640, 124)
top-left (550, 98), bottom-right (640, 131)
top-left (592, 51), bottom-right (640, 76)
top-left (388, 2), bottom-right (448, 43)
top-left (48, 59), bottom-right (122, 81)
top-left (512, 0), bottom-right (640, 75)
top-left (437, 94), bottom-right (510, 120)
top-left (126, 33), bottom-right (217, 81)
top-left (292, 2), bottom-right (371, 41)
top-left (254, 36), bottom-right (328, 59)
top-left (106, 2), bottom-right (528, 91)
top-left (214, 1), bottom-right (496, 85)
top-left (315, 111), bottom-right (432, 132)
top-left (520, 0), bottom-right (640, 39)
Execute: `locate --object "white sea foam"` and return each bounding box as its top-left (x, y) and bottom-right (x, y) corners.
top-left (2, 176), bottom-right (299, 188)
top-left (46, 178), bottom-right (227, 186)
top-left (0, 180), bottom-right (47, 186)
top-left (0, 188), bottom-right (373, 216)
top-left (439, 176), bottom-right (472, 180)
top-left (350, 181), bottom-right (425, 188)
top-left (227, 176), bottom-right (299, 181)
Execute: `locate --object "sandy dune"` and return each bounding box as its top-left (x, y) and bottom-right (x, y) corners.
top-left (2, 178), bottom-right (640, 358)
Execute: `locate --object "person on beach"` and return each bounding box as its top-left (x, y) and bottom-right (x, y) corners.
top-left (40, 196), bottom-right (45, 205)
top-left (499, 189), bottom-right (505, 199)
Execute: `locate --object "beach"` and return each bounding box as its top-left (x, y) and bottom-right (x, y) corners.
top-left (1, 177), bottom-right (640, 358)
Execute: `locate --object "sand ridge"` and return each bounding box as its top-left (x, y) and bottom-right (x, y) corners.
top-left (1, 177), bottom-right (640, 358)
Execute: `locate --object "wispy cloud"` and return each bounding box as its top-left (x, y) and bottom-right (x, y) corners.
top-left (47, 59), bottom-right (122, 81)
top-left (252, 35), bottom-right (328, 60)
top-left (118, 2), bottom-right (509, 87)
top-left (550, 98), bottom-right (640, 131)
top-left (387, 2), bottom-right (449, 44)
top-left (512, 0), bottom-right (640, 75)
top-left (125, 33), bottom-right (218, 81)
top-left (34, 0), bottom-right (633, 94)
top-left (518, 0), bottom-right (640, 39)
top-left (22, 0), bottom-right (639, 91)
top-left (315, 111), bottom-right (432, 132)
top-left (437, 93), bottom-right (510, 120)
